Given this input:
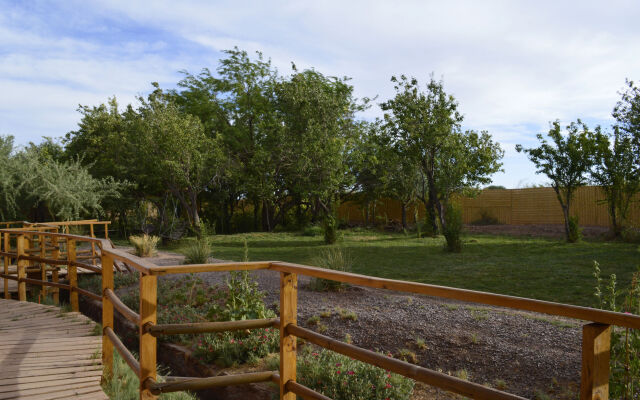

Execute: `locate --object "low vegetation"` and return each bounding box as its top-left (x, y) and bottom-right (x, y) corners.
top-left (308, 246), bottom-right (352, 291)
top-left (129, 234), bottom-right (159, 257)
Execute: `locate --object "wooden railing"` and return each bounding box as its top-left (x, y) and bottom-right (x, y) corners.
top-left (1, 227), bottom-right (638, 400)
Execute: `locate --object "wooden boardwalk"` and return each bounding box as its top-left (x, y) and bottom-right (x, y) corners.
top-left (0, 298), bottom-right (108, 400)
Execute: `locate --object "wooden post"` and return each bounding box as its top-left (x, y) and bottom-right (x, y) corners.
top-left (581, 323), bottom-right (611, 400)
top-left (139, 273), bottom-right (157, 400)
top-left (90, 223), bottom-right (97, 266)
top-left (39, 234), bottom-right (47, 298)
top-left (51, 235), bottom-right (60, 305)
top-left (3, 233), bottom-right (9, 299)
top-left (279, 272), bottom-right (298, 400)
top-left (16, 235), bottom-right (26, 301)
top-left (102, 253), bottom-right (114, 379)
top-left (67, 238), bottom-right (78, 312)
top-left (104, 223), bottom-right (109, 240)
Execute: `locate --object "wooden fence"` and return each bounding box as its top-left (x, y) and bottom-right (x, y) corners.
top-left (2, 223), bottom-right (640, 399)
top-left (339, 186), bottom-right (640, 227)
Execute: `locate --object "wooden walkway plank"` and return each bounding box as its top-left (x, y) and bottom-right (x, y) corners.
top-left (0, 298), bottom-right (108, 400)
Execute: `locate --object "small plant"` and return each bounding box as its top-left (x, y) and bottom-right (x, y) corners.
top-left (344, 333), bottom-right (352, 344)
top-left (183, 238), bottom-right (211, 264)
top-left (396, 348), bottom-right (418, 364)
top-left (307, 315), bottom-right (320, 326)
top-left (336, 307), bottom-right (357, 321)
top-left (494, 378), bottom-right (508, 390)
top-left (308, 247), bottom-right (352, 291)
top-left (567, 215), bottom-right (582, 243)
top-left (415, 338), bottom-right (427, 350)
top-left (443, 203), bottom-right (463, 252)
top-left (317, 322), bottom-right (328, 333)
top-left (320, 309), bottom-right (332, 318)
top-left (129, 234), bottom-right (159, 257)
top-left (296, 347), bottom-right (414, 399)
top-left (470, 333), bottom-right (479, 344)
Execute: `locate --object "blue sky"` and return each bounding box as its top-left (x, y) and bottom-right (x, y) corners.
top-left (2, 0), bottom-right (639, 188)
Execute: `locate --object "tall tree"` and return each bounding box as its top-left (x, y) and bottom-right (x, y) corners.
top-left (517, 120), bottom-right (598, 242)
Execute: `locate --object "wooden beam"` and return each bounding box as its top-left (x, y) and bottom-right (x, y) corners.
top-left (147, 318), bottom-right (279, 336)
top-left (3, 233), bottom-right (9, 299)
top-left (105, 288), bottom-right (140, 325)
top-left (16, 235), bottom-right (26, 302)
top-left (67, 239), bottom-right (78, 312)
top-left (102, 253), bottom-right (114, 379)
top-left (279, 272), bottom-right (297, 400)
top-left (139, 273), bottom-right (157, 400)
top-left (146, 371), bottom-right (275, 394)
top-left (580, 323), bottom-right (611, 400)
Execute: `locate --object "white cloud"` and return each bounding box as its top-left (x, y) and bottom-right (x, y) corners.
top-left (1, 0), bottom-right (639, 187)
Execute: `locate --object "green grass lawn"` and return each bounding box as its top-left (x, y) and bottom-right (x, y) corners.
top-left (162, 229), bottom-right (639, 308)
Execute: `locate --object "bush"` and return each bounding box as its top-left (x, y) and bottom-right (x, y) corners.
top-left (129, 234), bottom-right (159, 257)
top-left (295, 347), bottom-right (414, 400)
top-left (323, 214), bottom-right (338, 244)
top-left (593, 261), bottom-right (640, 398)
top-left (621, 227), bottom-right (640, 244)
top-left (567, 216), bottom-right (582, 243)
top-left (301, 225), bottom-right (323, 237)
top-left (308, 247), bottom-right (352, 291)
top-left (193, 327), bottom-right (279, 367)
top-left (443, 203), bottom-right (463, 253)
top-left (183, 238), bottom-right (211, 264)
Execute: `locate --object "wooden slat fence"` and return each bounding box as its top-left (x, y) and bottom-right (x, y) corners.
top-left (338, 186), bottom-right (640, 227)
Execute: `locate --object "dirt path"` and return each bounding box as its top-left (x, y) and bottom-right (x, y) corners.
top-left (134, 249), bottom-right (581, 399)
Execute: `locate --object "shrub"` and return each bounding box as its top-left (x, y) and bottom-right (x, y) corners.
top-left (302, 225), bottom-right (323, 237)
top-left (621, 227), bottom-right (640, 244)
top-left (567, 216), bottom-right (582, 243)
top-left (129, 234), bottom-right (159, 257)
top-left (295, 347), bottom-right (414, 400)
top-left (443, 203), bottom-right (463, 252)
top-left (193, 327), bottom-right (279, 367)
top-left (183, 238), bottom-right (211, 264)
top-left (308, 247), bottom-right (352, 291)
top-left (323, 214), bottom-right (338, 244)
top-left (593, 261), bottom-right (640, 398)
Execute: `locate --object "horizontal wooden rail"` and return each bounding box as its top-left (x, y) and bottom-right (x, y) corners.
top-left (104, 326), bottom-right (140, 376)
top-left (146, 371), bottom-right (276, 394)
top-left (74, 286), bottom-right (102, 302)
top-left (18, 255), bottom-right (68, 265)
top-left (105, 288), bottom-right (141, 325)
top-left (70, 260), bottom-right (102, 273)
top-left (287, 324), bottom-right (526, 400)
top-left (147, 318), bottom-right (279, 336)
top-left (101, 247), bottom-right (154, 274)
top-left (285, 380), bottom-right (332, 400)
top-left (148, 261), bottom-right (272, 275)
top-left (270, 262), bottom-right (640, 330)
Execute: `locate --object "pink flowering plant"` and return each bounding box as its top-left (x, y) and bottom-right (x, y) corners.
top-left (294, 347), bottom-right (413, 400)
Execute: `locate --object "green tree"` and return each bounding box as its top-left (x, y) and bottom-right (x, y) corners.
top-left (517, 120), bottom-right (598, 242)
top-left (381, 75), bottom-right (503, 249)
top-left (0, 135), bottom-right (19, 220)
top-left (613, 79), bottom-right (640, 144)
top-left (592, 127), bottom-right (640, 237)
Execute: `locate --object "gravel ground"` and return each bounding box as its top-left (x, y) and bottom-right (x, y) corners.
top-left (137, 249), bottom-right (582, 399)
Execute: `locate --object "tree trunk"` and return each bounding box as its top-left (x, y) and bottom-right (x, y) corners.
top-left (253, 199), bottom-right (261, 231)
top-left (401, 202), bottom-right (407, 230)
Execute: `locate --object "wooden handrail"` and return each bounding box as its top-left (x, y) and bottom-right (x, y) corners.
top-left (285, 380), bottom-right (332, 400)
top-left (146, 371), bottom-right (277, 394)
top-left (146, 318), bottom-right (279, 336)
top-left (105, 288), bottom-right (141, 325)
top-left (287, 324), bottom-right (526, 400)
top-left (104, 326), bottom-right (140, 376)
top-left (1, 225), bottom-right (630, 399)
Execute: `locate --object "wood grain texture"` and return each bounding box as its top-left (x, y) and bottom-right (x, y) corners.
top-left (581, 323), bottom-right (611, 400)
top-left (0, 298), bottom-right (107, 400)
top-left (139, 274), bottom-right (157, 399)
top-left (279, 272), bottom-right (297, 400)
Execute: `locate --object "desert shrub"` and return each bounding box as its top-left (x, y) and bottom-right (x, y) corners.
top-left (567, 216), bottom-right (582, 243)
top-left (102, 352), bottom-right (196, 399)
top-left (295, 346), bottom-right (414, 400)
top-left (129, 234), bottom-right (159, 257)
top-left (443, 203), bottom-right (463, 253)
top-left (308, 247), bottom-right (352, 291)
top-left (471, 209), bottom-right (501, 225)
top-left (302, 225), bottom-right (323, 237)
top-left (183, 238), bottom-right (211, 264)
top-left (593, 261), bottom-right (640, 398)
